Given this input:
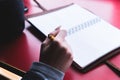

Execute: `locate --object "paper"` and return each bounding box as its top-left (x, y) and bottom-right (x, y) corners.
top-left (28, 4), bottom-right (120, 69)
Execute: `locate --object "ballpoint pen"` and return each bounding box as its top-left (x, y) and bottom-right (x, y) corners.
top-left (33, 0), bottom-right (47, 11)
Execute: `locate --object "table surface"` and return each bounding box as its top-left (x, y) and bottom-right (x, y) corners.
top-left (0, 0), bottom-right (120, 80)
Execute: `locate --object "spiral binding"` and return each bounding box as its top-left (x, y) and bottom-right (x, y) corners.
top-left (67, 17), bottom-right (101, 36)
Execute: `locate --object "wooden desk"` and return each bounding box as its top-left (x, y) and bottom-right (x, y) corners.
top-left (0, 0), bottom-right (120, 80)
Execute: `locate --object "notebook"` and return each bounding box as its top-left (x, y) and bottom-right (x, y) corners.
top-left (0, 61), bottom-right (25, 80)
top-left (27, 4), bottom-right (120, 72)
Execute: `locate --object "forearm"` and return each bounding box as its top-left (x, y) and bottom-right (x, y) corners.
top-left (21, 62), bottom-right (64, 80)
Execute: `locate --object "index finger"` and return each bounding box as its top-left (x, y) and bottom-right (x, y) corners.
top-left (55, 30), bottom-right (67, 42)
top-left (42, 27), bottom-right (60, 47)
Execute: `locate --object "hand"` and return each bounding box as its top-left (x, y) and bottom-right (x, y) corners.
top-left (40, 28), bottom-right (73, 72)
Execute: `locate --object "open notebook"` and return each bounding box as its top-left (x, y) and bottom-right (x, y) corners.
top-left (27, 4), bottom-right (120, 72)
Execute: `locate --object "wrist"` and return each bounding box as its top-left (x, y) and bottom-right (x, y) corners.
top-left (30, 62), bottom-right (65, 80)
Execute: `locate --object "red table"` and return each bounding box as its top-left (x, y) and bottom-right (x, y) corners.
top-left (0, 0), bottom-right (120, 80)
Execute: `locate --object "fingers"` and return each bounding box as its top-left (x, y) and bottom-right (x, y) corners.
top-left (42, 27), bottom-right (60, 47)
top-left (54, 29), bottom-right (72, 56)
top-left (55, 30), bottom-right (67, 42)
top-left (42, 26), bottom-right (67, 50)
top-left (46, 29), bottom-right (67, 50)
top-left (40, 27), bottom-right (73, 72)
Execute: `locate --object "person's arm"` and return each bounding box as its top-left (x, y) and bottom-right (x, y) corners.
top-left (21, 62), bottom-right (64, 80)
top-left (21, 29), bottom-right (73, 80)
